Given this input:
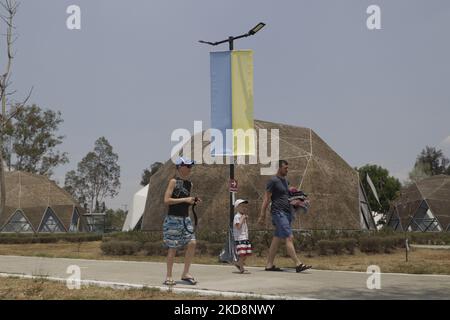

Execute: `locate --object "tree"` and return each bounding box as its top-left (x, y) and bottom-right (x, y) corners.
top-left (408, 161), bottom-right (432, 184)
top-left (407, 146), bottom-right (450, 183)
top-left (104, 208), bottom-right (127, 232)
top-left (1, 104), bottom-right (68, 176)
top-left (64, 137), bottom-right (120, 212)
top-left (414, 146), bottom-right (449, 176)
top-left (140, 161), bottom-right (163, 186)
top-left (357, 164), bottom-right (401, 213)
top-left (0, 1), bottom-right (33, 219)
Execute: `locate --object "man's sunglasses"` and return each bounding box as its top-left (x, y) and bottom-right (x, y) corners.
top-left (181, 164), bottom-right (193, 169)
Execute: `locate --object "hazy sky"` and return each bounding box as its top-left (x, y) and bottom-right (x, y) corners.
top-left (8, 0), bottom-right (450, 209)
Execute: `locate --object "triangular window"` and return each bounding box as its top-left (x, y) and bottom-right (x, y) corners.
top-left (387, 208), bottom-right (403, 231)
top-left (2, 210), bottom-right (34, 233)
top-left (39, 207), bottom-right (65, 233)
top-left (408, 201), bottom-right (442, 232)
top-left (69, 208), bottom-right (80, 232)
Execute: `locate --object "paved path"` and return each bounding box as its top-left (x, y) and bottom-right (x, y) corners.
top-left (411, 244), bottom-right (450, 250)
top-left (0, 255), bottom-right (449, 300)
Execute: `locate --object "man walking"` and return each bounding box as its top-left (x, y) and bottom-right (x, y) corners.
top-left (257, 160), bottom-right (311, 272)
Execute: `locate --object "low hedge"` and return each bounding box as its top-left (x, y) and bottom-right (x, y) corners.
top-left (100, 240), bottom-right (141, 255)
top-left (104, 230), bottom-right (229, 245)
top-left (408, 232), bottom-right (450, 245)
top-left (0, 233), bottom-right (103, 244)
top-left (343, 239), bottom-right (357, 255)
top-left (100, 239), bottom-right (225, 257)
top-left (359, 236), bottom-right (405, 254)
top-left (103, 231), bottom-right (162, 244)
top-left (359, 237), bottom-right (383, 253)
top-left (142, 241), bottom-right (165, 256)
top-left (99, 230), bottom-right (450, 257)
top-left (317, 239), bottom-right (356, 255)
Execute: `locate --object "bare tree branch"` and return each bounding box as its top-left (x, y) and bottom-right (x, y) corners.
top-left (3, 86), bottom-right (33, 124)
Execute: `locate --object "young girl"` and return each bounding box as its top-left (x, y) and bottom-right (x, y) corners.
top-left (233, 199), bottom-right (252, 273)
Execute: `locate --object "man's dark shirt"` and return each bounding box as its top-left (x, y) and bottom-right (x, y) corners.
top-left (266, 176), bottom-right (290, 214)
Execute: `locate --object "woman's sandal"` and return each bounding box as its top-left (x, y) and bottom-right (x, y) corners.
top-left (181, 277), bottom-right (198, 285)
top-left (163, 279), bottom-right (177, 285)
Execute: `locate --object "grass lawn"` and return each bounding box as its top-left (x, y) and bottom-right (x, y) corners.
top-left (0, 276), bottom-right (239, 300)
top-left (0, 241), bottom-right (450, 275)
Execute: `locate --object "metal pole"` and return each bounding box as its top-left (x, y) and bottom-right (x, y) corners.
top-left (229, 37), bottom-right (234, 51)
top-left (230, 162), bottom-right (234, 228)
top-left (405, 238), bottom-right (409, 262)
top-left (229, 38), bottom-right (234, 231)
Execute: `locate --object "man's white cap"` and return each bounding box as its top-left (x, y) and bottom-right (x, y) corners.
top-left (234, 199), bottom-right (248, 207)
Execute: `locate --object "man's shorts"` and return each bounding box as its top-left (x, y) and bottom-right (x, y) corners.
top-left (271, 211), bottom-right (293, 238)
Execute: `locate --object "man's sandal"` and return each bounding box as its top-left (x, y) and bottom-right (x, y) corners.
top-left (181, 277), bottom-right (198, 285)
top-left (264, 265), bottom-right (283, 272)
top-left (295, 263), bottom-right (312, 273)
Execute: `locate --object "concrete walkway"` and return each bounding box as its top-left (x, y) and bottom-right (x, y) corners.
top-left (411, 244), bottom-right (450, 250)
top-left (0, 255), bottom-right (449, 300)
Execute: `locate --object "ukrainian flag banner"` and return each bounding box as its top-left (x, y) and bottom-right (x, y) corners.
top-left (210, 50), bottom-right (255, 156)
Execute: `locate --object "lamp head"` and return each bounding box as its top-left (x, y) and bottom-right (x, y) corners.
top-left (248, 22), bottom-right (266, 35)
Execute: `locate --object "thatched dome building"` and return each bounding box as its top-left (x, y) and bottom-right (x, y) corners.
top-left (141, 120), bottom-right (375, 232)
top-left (0, 171), bottom-right (87, 233)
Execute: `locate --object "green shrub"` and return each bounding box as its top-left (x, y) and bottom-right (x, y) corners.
top-left (195, 240), bottom-right (208, 255)
top-left (408, 232), bottom-right (450, 245)
top-left (207, 243), bottom-right (224, 256)
top-left (261, 231), bottom-right (273, 247)
top-left (294, 233), bottom-right (314, 252)
top-left (104, 231), bottom-right (161, 244)
top-left (100, 240), bottom-right (141, 255)
top-left (0, 237), bottom-right (31, 244)
top-left (64, 234), bottom-right (103, 242)
top-left (0, 233), bottom-right (102, 244)
top-left (359, 237), bottom-right (383, 253)
top-left (317, 240), bottom-right (347, 255)
top-left (331, 240), bottom-right (345, 255)
top-left (343, 239), bottom-right (357, 255)
top-left (317, 240), bottom-right (330, 256)
top-left (197, 230), bottom-right (227, 243)
top-left (142, 242), bottom-right (165, 256)
top-left (381, 238), bottom-right (393, 253)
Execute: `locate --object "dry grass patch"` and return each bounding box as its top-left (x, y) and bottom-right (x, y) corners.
top-left (0, 276), bottom-right (239, 300)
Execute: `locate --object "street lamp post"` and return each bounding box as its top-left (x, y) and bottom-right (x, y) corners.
top-left (199, 23), bottom-right (265, 262)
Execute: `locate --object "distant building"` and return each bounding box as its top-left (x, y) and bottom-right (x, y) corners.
top-left (385, 175), bottom-right (450, 232)
top-left (122, 185), bottom-right (147, 231)
top-left (0, 171), bottom-right (87, 233)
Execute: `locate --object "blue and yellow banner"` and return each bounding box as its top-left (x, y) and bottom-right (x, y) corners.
top-left (210, 50), bottom-right (255, 156)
